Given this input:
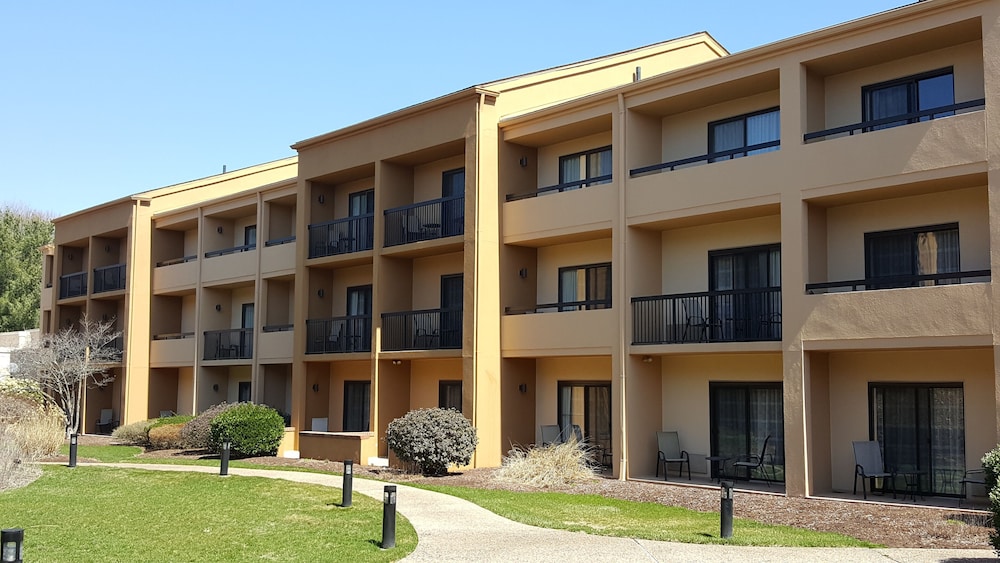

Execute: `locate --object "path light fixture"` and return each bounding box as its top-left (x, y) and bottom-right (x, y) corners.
top-left (342, 460), bottom-right (353, 507)
top-left (381, 485), bottom-right (397, 549)
top-left (69, 433), bottom-right (78, 468)
top-left (220, 440), bottom-right (231, 476)
top-left (720, 481), bottom-right (734, 539)
top-left (1, 528), bottom-right (24, 563)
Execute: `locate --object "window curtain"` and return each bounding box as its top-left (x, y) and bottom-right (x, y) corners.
top-left (868, 83), bottom-right (910, 129)
top-left (868, 233), bottom-right (914, 279)
top-left (750, 386), bottom-right (784, 466)
top-left (589, 264), bottom-right (611, 308)
top-left (344, 382), bottom-right (371, 432)
top-left (712, 387), bottom-right (748, 459)
top-left (746, 111), bottom-right (780, 155)
top-left (588, 149), bottom-right (613, 185)
top-left (560, 155), bottom-right (582, 187)
top-left (560, 269), bottom-right (580, 310)
top-left (710, 120), bottom-right (744, 161)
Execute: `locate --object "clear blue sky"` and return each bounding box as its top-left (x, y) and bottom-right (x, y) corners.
top-left (1, 1), bottom-right (908, 217)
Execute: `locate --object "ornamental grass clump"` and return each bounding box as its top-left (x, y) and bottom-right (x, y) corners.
top-left (208, 403), bottom-right (284, 458)
top-left (386, 408), bottom-right (478, 476)
top-left (0, 389), bottom-right (62, 491)
top-left (492, 440), bottom-right (600, 488)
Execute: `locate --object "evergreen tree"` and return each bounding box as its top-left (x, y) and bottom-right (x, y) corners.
top-left (0, 205), bottom-right (54, 331)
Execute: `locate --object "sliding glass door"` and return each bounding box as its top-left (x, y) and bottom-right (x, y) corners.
top-left (710, 382), bottom-right (784, 482)
top-left (558, 382), bottom-right (611, 455)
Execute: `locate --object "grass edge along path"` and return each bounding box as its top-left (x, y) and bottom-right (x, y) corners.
top-left (1, 465), bottom-right (416, 562)
top-left (412, 483), bottom-right (879, 548)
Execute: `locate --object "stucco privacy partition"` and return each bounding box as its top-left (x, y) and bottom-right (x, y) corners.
top-left (41, 0), bottom-right (1000, 504)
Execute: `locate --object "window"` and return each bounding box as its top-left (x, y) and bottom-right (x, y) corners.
top-left (865, 223), bottom-right (959, 287)
top-left (244, 225), bottom-right (257, 248)
top-left (346, 285), bottom-right (372, 352)
top-left (442, 168), bottom-right (465, 198)
top-left (439, 380), bottom-right (462, 412)
top-left (870, 383), bottom-right (964, 496)
top-left (558, 382), bottom-right (611, 455)
top-left (558, 263), bottom-right (611, 311)
top-left (349, 189), bottom-right (374, 217)
top-left (344, 381), bottom-right (370, 432)
top-left (441, 168), bottom-right (465, 237)
top-left (710, 382), bottom-right (784, 482)
top-left (709, 245), bottom-right (781, 340)
top-left (863, 68), bottom-right (954, 130)
top-left (238, 381), bottom-right (252, 403)
top-left (709, 108), bottom-right (779, 162)
top-left (559, 146), bottom-right (612, 190)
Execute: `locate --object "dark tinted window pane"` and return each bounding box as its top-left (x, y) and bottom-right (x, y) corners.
top-left (918, 73), bottom-right (955, 119)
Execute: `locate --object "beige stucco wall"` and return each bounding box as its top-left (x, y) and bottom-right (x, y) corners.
top-left (660, 215), bottom-right (781, 293)
top-left (412, 252), bottom-right (463, 309)
top-left (536, 132), bottom-right (613, 188)
top-left (534, 356), bottom-right (612, 443)
top-left (536, 239), bottom-right (612, 304)
top-left (410, 358), bottom-right (463, 410)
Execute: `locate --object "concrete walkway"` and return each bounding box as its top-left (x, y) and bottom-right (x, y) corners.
top-left (99, 463), bottom-right (994, 562)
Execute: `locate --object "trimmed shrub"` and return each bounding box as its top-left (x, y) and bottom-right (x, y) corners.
top-left (112, 420), bottom-right (154, 446)
top-left (180, 402), bottom-right (241, 450)
top-left (493, 441), bottom-right (599, 488)
top-left (386, 408), bottom-right (478, 476)
top-left (982, 446), bottom-right (1000, 554)
top-left (148, 423), bottom-right (186, 450)
top-left (209, 403), bottom-right (284, 458)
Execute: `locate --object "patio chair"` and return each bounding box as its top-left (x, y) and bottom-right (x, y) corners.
top-left (852, 440), bottom-right (896, 500)
top-left (564, 424), bottom-right (584, 444)
top-left (959, 468), bottom-right (986, 508)
top-left (734, 435), bottom-right (774, 487)
top-left (656, 431), bottom-right (690, 480)
top-left (682, 300), bottom-right (722, 342)
top-left (540, 424), bottom-right (561, 446)
top-left (159, 410), bottom-right (175, 418)
top-left (95, 409), bottom-right (117, 434)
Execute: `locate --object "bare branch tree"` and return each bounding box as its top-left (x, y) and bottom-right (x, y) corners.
top-left (9, 316), bottom-right (121, 437)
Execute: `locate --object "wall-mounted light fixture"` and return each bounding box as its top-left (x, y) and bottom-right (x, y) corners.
top-left (101, 314), bottom-right (108, 322)
top-left (105, 244), bottom-right (111, 253)
top-left (212, 384), bottom-right (220, 392)
top-left (391, 360), bottom-right (402, 366)
top-left (217, 226), bottom-right (224, 234)
top-left (642, 355), bottom-right (653, 363)
top-left (312, 383), bottom-right (320, 392)
top-left (518, 268), bottom-right (528, 279)
top-left (518, 383), bottom-right (528, 393)
top-left (317, 289), bottom-right (325, 298)
top-left (317, 194), bottom-right (325, 204)
top-left (215, 304), bottom-right (222, 312)
top-left (67, 252), bottom-right (74, 261)
top-left (519, 156), bottom-right (528, 168)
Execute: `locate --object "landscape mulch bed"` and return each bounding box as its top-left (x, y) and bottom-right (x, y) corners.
top-left (62, 435), bottom-right (992, 550)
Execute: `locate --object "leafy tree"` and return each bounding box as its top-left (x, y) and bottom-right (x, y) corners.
top-left (9, 317), bottom-right (121, 437)
top-left (0, 204), bottom-right (54, 331)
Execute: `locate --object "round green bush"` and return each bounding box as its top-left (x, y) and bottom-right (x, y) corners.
top-left (180, 402), bottom-right (241, 450)
top-left (386, 408), bottom-right (478, 476)
top-left (208, 403), bottom-right (284, 458)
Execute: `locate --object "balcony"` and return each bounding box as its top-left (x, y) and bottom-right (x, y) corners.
top-left (384, 197), bottom-right (463, 247)
top-left (93, 263), bottom-right (126, 293)
top-left (502, 307), bottom-right (615, 356)
top-left (308, 216), bottom-right (373, 259)
top-left (381, 308), bottom-right (461, 351)
top-left (205, 243), bottom-right (255, 259)
top-left (504, 180), bottom-right (615, 246)
top-left (259, 324), bottom-right (294, 362)
top-left (305, 316), bottom-right (372, 354)
top-left (803, 100), bottom-right (985, 143)
top-left (805, 271), bottom-right (990, 294)
top-left (150, 332), bottom-right (195, 366)
top-left (632, 288), bottom-right (781, 344)
top-left (629, 141), bottom-right (780, 178)
top-left (59, 272), bottom-right (87, 299)
top-left (505, 175), bottom-right (611, 202)
top-left (203, 328), bottom-right (253, 361)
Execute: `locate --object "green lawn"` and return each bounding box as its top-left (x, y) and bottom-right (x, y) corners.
top-left (415, 484), bottom-right (878, 547)
top-left (1, 466), bottom-right (415, 562)
top-left (53, 445), bottom-right (875, 548)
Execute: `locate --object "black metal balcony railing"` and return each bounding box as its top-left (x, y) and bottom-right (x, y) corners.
top-left (155, 255), bottom-right (197, 267)
top-left (632, 288), bottom-right (781, 344)
top-left (203, 328), bottom-right (253, 360)
top-left (805, 270), bottom-right (991, 294)
top-left (384, 196), bottom-right (464, 247)
top-left (152, 332), bottom-right (195, 340)
top-left (381, 308), bottom-right (462, 351)
top-left (505, 298), bottom-right (612, 314)
top-left (59, 272), bottom-right (88, 299)
top-left (262, 324), bottom-right (293, 333)
top-left (803, 99), bottom-right (985, 143)
top-left (103, 335), bottom-right (124, 354)
top-left (204, 243), bottom-right (256, 259)
top-left (93, 264), bottom-right (126, 293)
top-left (264, 235), bottom-right (296, 247)
top-left (308, 215), bottom-right (373, 258)
top-left (629, 141), bottom-right (780, 177)
top-left (305, 316), bottom-right (372, 354)
top-left (505, 175), bottom-right (612, 202)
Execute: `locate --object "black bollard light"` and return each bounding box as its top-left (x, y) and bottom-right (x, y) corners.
top-left (381, 485), bottom-right (397, 549)
top-left (342, 460), bottom-right (353, 507)
top-left (220, 441), bottom-right (231, 476)
top-left (720, 480), bottom-right (734, 539)
top-left (1, 528), bottom-right (24, 563)
top-left (68, 433), bottom-right (78, 468)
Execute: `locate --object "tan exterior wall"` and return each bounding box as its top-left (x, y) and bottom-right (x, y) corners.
top-left (534, 356), bottom-right (612, 441)
top-left (536, 239), bottom-right (612, 304)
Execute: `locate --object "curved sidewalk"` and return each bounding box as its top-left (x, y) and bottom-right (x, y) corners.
top-left (102, 463), bottom-right (992, 562)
